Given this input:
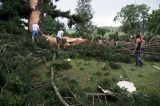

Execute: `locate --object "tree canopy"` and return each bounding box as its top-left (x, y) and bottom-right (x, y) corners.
top-left (148, 9), bottom-right (160, 34)
top-left (114, 4), bottom-right (149, 35)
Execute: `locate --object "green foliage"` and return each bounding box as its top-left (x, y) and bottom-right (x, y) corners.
top-left (108, 62), bottom-right (121, 69)
top-left (0, 32), bottom-right (57, 105)
top-left (144, 54), bottom-right (160, 62)
top-left (109, 32), bottom-right (119, 41)
top-left (69, 31), bottom-right (79, 38)
top-left (119, 34), bottom-right (130, 41)
top-left (114, 4), bottom-right (150, 35)
top-left (66, 43), bottom-right (132, 63)
top-left (97, 28), bottom-right (107, 36)
top-left (0, 19), bottom-right (25, 35)
top-left (148, 9), bottom-right (160, 34)
top-left (75, 0), bottom-right (95, 38)
top-left (121, 22), bottom-right (132, 34)
top-left (50, 59), bottom-right (72, 71)
top-left (98, 78), bottom-right (112, 89)
top-left (42, 16), bottom-right (58, 35)
top-left (0, 0), bottom-right (29, 34)
top-left (0, 0), bottom-right (30, 21)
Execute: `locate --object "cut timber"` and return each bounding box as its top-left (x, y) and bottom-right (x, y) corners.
top-left (42, 35), bottom-right (85, 47)
top-left (51, 70), bottom-right (70, 106)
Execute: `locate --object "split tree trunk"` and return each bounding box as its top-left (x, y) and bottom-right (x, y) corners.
top-left (28, 0), bottom-right (40, 32)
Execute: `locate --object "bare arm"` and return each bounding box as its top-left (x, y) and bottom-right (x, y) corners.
top-left (39, 28), bottom-right (42, 34)
top-left (37, 25), bottom-right (42, 34)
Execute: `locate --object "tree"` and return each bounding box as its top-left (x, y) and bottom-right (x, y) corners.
top-left (0, 0), bottom-right (30, 34)
top-left (97, 28), bottom-right (107, 36)
top-left (114, 4), bottom-right (139, 36)
top-left (148, 9), bottom-right (160, 35)
top-left (121, 22), bottom-right (132, 34)
top-left (75, 0), bottom-right (95, 38)
top-left (42, 16), bottom-right (64, 35)
top-left (114, 4), bottom-right (150, 36)
top-left (137, 4), bottom-right (150, 35)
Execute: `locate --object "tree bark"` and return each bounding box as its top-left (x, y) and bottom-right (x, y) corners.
top-left (28, 0), bottom-right (40, 32)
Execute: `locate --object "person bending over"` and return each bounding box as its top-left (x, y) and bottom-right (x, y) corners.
top-left (56, 28), bottom-right (64, 49)
top-left (31, 23), bottom-right (42, 43)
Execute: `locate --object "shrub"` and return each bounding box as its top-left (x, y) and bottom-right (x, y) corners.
top-left (98, 78), bottom-right (112, 89)
top-left (144, 54), bottom-right (160, 62)
top-left (130, 67), bottom-right (136, 71)
top-left (104, 72), bottom-right (110, 76)
top-left (109, 32), bottom-right (119, 41)
top-left (93, 72), bottom-right (102, 76)
top-left (66, 43), bottom-right (132, 63)
top-left (50, 60), bottom-right (72, 71)
top-left (109, 62), bottom-right (121, 69)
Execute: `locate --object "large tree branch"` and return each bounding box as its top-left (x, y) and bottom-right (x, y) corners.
top-left (51, 70), bottom-right (69, 106)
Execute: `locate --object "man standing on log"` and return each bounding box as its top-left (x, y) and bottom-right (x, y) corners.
top-left (134, 33), bottom-right (145, 66)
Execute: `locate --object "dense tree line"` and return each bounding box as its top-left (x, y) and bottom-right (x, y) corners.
top-left (114, 4), bottom-right (160, 38)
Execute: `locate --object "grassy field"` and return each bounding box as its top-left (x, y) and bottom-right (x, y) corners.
top-left (33, 59), bottom-right (160, 94)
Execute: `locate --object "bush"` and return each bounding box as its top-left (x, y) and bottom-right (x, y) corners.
top-left (0, 20), bottom-right (25, 35)
top-left (98, 78), bottom-right (112, 89)
top-left (104, 72), bottom-right (110, 76)
top-left (50, 59), bottom-right (72, 71)
top-left (119, 34), bottom-right (130, 41)
top-left (70, 31), bottom-right (79, 38)
top-left (109, 32), bottom-right (119, 41)
top-left (144, 54), bottom-right (160, 62)
top-left (66, 43), bottom-right (132, 63)
top-left (93, 72), bottom-right (102, 76)
top-left (109, 62), bottom-right (121, 69)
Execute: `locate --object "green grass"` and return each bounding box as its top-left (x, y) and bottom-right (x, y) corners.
top-left (32, 59), bottom-right (160, 93)
top-left (56, 59), bottom-right (160, 93)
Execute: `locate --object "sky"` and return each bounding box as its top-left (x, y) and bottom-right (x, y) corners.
top-left (54, 0), bottom-right (160, 27)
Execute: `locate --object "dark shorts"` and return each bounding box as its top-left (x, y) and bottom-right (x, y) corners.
top-left (32, 30), bottom-right (38, 37)
top-left (56, 37), bottom-right (62, 44)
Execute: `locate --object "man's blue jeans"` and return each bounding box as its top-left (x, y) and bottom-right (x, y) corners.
top-left (135, 50), bottom-right (143, 66)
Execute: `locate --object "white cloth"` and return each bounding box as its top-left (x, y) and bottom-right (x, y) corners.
top-left (56, 30), bottom-right (64, 38)
top-left (117, 81), bottom-right (136, 93)
top-left (32, 24), bottom-right (39, 31)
